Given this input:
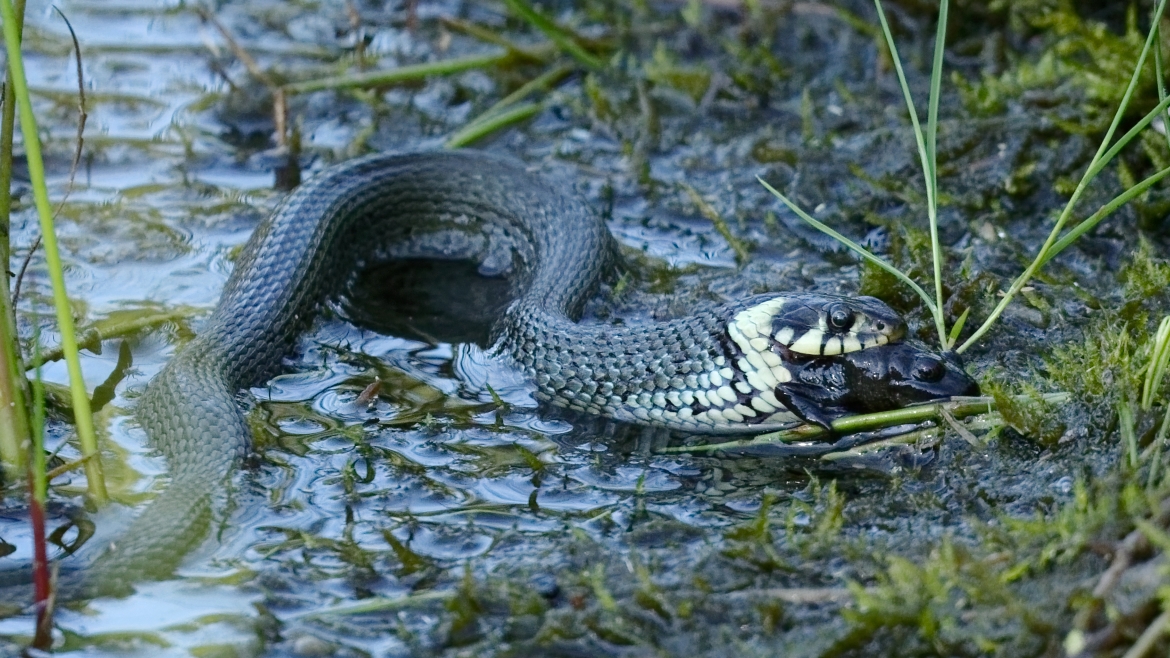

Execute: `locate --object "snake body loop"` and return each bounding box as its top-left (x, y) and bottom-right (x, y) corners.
top-left (32, 150), bottom-right (976, 596)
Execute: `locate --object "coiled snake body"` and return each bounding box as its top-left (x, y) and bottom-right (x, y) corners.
top-left (32, 151), bottom-right (978, 596)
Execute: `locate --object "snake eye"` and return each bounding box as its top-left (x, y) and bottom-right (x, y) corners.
top-left (912, 357), bottom-right (946, 383)
top-left (828, 304), bottom-right (854, 331)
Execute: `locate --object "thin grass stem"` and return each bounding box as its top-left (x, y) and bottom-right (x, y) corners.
top-left (446, 62), bottom-right (573, 148)
top-left (0, 0), bottom-right (107, 502)
top-left (483, 62), bottom-right (572, 118)
top-left (1154, 9), bottom-right (1170, 152)
top-left (957, 0), bottom-right (1169, 354)
top-left (0, 0), bottom-right (24, 265)
top-left (1042, 164), bottom-right (1170, 267)
top-left (1149, 398), bottom-right (1170, 489)
top-left (0, 0), bottom-right (28, 476)
top-left (1144, 317), bottom-right (1170, 411)
top-left (0, 314), bottom-right (27, 474)
top-left (656, 393), bottom-right (1068, 454)
top-left (820, 425), bottom-right (942, 461)
top-left (501, 0), bottom-right (602, 70)
top-left (439, 16), bottom-right (550, 61)
top-left (1121, 401), bottom-right (1140, 469)
top-left (1084, 95), bottom-right (1170, 185)
top-left (1120, 608), bottom-right (1170, 658)
top-left (25, 307), bottom-right (196, 369)
top-left (684, 183), bottom-right (752, 265)
top-left (445, 101), bottom-right (543, 148)
top-left (282, 49), bottom-right (550, 95)
top-left (925, 0), bottom-right (949, 345)
top-left (758, 177), bottom-right (937, 314)
top-left (873, 0), bottom-right (946, 344)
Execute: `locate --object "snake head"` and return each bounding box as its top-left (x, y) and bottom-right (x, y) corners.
top-left (724, 293), bottom-right (967, 429)
top-left (731, 293), bottom-right (906, 359)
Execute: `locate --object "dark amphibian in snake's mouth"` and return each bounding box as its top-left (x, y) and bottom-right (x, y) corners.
top-left (13, 151), bottom-right (978, 598)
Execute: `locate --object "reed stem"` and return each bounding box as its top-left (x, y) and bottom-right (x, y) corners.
top-left (0, 0), bottom-right (107, 502)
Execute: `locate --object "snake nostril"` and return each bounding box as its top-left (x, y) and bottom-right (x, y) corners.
top-left (912, 357), bottom-right (946, 383)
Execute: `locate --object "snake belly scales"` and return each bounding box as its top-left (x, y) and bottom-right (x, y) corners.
top-left (31, 150), bottom-right (975, 596)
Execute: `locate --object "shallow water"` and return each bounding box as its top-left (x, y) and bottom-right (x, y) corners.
top-left (0, 2), bottom-right (807, 654)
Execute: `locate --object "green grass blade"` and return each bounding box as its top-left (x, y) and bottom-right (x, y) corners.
top-left (758, 177), bottom-right (936, 315)
top-left (925, 0), bottom-right (947, 188)
top-left (1149, 392), bottom-right (1170, 488)
top-left (873, 1), bottom-right (932, 212)
top-left (873, 0), bottom-right (946, 344)
top-left (1143, 316), bottom-right (1170, 411)
top-left (1081, 0), bottom-right (1169, 175)
top-left (684, 183), bottom-right (752, 265)
top-left (926, 0), bottom-right (949, 345)
top-left (0, 0), bottom-right (24, 267)
top-left (283, 51), bottom-right (527, 95)
top-left (0, 305), bottom-right (28, 474)
top-left (0, 0), bottom-right (107, 502)
top-left (0, 0), bottom-right (27, 476)
top-left (446, 62), bottom-right (573, 148)
top-left (502, 0), bottom-right (602, 70)
top-left (947, 306), bottom-right (970, 347)
top-left (1154, 18), bottom-right (1170, 152)
top-left (1042, 164), bottom-right (1170, 266)
top-left (28, 326), bottom-right (51, 648)
top-left (1027, 95), bottom-right (1170, 267)
top-left (446, 101), bottom-right (543, 148)
top-left (1120, 401), bottom-right (1139, 469)
top-left (957, 0), bottom-right (1169, 354)
top-left (656, 393), bottom-right (1068, 454)
top-left (1084, 94), bottom-right (1170, 188)
top-left (477, 62), bottom-right (573, 122)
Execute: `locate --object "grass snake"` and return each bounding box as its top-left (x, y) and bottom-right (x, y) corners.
top-left (16, 150), bottom-right (978, 598)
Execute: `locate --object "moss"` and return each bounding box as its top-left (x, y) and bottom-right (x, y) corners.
top-left (1120, 237), bottom-right (1170, 302)
top-left (723, 492), bottom-right (789, 572)
top-left (643, 41), bottom-right (712, 103)
top-left (983, 475), bottom-right (1156, 595)
top-left (987, 381), bottom-right (1067, 446)
top-left (751, 138), bottom-right (798, 165)
top-left (1045, 310), bottom-right (1146, 409)
top-left (444, 565), bottom-right (485, 647)
top-left (856, 223), bottom-right (949, 326)
top-left (828, 540), bottom-right (1048, 657)
top-left (955, 2), bottom-right (1154, 129)
top-left (583, 73), bottom-right (615, 122)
